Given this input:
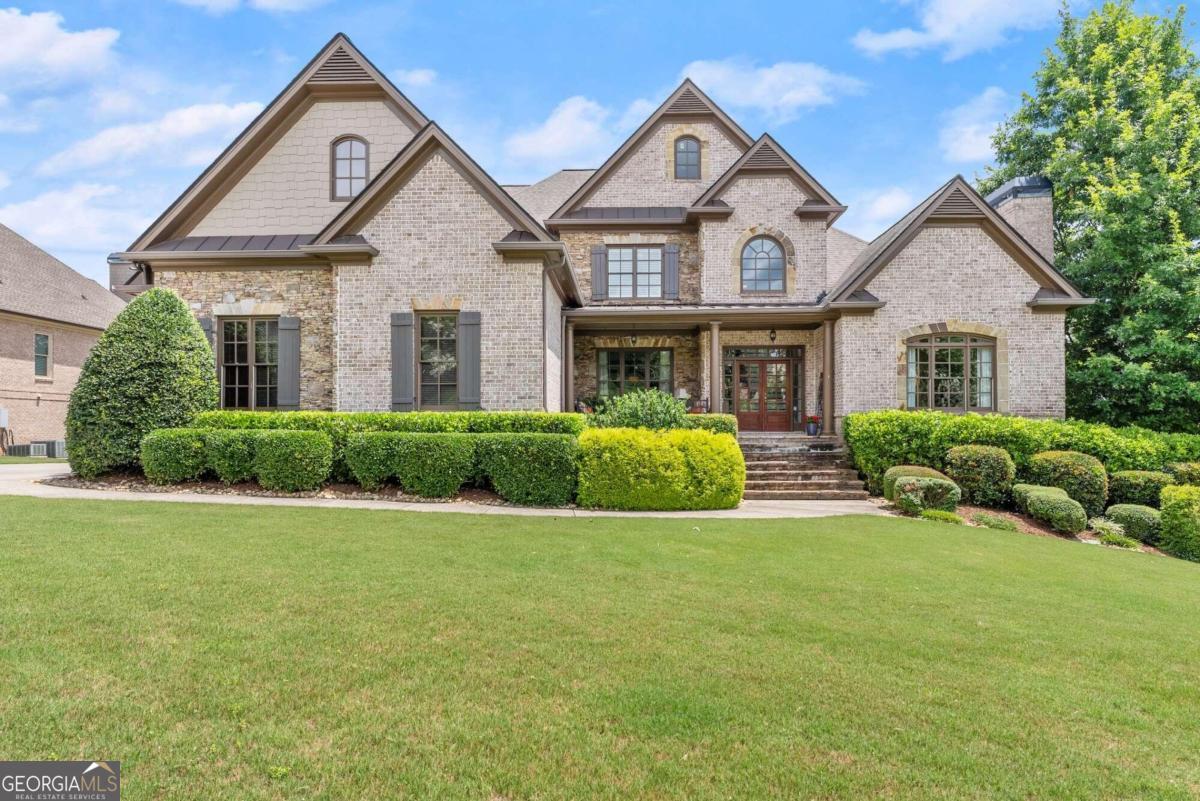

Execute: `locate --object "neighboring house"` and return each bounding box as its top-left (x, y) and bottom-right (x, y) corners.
top-left (110, 34), bottom-right (1091, 433)
top-left (1, 223), bottom-right (126, 446)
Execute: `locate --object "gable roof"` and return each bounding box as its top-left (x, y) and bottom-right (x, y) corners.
top-left (692, 133), bottom-right (845, 225)
top-left (549, 79), bottom-right (756, 219)
top-left (503, 169), bottom-right (595, 224)
top-left (0, 223), bottom-right (125, 330)
top-left (127, 33), bottom-right (428, 252)
top-left (828, 176), bottom-right (1089, 305)
top-left (315, 122), bottom-right (554, 245)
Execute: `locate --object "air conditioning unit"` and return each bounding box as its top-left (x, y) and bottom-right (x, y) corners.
top-left (34, 440), bottom-right (68, 458)
top-left (6, 444), bottom-right (46, 457)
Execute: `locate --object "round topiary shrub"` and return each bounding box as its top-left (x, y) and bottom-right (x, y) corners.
top-left (944, 445), bottom-right (1016, 508)
top-left (1106, 504), bottom-right (1162, 544)
top-left (892, 476), bottom-right (961, 515)
top-left (1026, 450), bottom-right (1109, 518)
top-left (1168, 462), bottom-right (1200, 485)
top-left (882, 465), bottom-right (949, 500)
top-left (591, 389), bottom-right (687, 430)
top-left (1108, 470), bottom-right (1174, 508)
top-left (66, 288), bottom-right (218, 478)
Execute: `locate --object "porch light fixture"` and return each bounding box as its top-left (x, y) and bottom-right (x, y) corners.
top-left (769, 328), bottom-right (777, 342)
top-left (630, 333), bottom-right (639, 346)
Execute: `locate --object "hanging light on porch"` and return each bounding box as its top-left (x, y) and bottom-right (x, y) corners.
top-left (769, 328), bottom-right (777, 342)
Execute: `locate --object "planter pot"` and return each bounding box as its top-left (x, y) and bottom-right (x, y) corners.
top-left (805, 422), bottom-right (820, 436)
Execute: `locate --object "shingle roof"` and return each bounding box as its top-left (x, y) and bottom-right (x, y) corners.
top-left (503, 169), bottom-right (595, 224)
top-left (0, 223), bottom-right (125, 330)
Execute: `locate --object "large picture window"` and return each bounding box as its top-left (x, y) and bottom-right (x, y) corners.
top-left (419, 314), bottom-right (458, 408)
top-left (607, 246), bottom-right (663, 299)
top-left (597, 349), bottom-right (672, 398)
top-left (906, 334), bottom-right (995, 412)
top-left (220, 318), bottom-right (278, 409)
top-left (740, 236), bottom-right (785, 293)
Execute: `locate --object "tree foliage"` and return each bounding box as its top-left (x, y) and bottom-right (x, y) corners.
top-left (981, 1), bottom-right (1200, 431)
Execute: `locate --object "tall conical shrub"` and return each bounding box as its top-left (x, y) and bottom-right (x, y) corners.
top-left (66, 288), bottom-right (218, 478)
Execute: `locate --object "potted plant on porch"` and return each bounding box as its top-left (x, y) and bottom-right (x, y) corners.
top-left (805, 415), bottom-right (821, 436)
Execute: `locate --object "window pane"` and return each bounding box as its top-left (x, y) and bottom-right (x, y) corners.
top-left (34, 355), bottom-right (48, 376)
top-left (335, 178), bottom-right (351, 198)
top-left (351, 140), bottom-right (365, 158)
top-left (419, 314), bottom-right (458, 408)
top-left (971, 346), bottom-right (994, 409)
top-left (335, 159), bottom-right (350, 178)
top-left (741, 236), bottom-right (785, 292)
top-left (350, 160), bottom-right (366, 179)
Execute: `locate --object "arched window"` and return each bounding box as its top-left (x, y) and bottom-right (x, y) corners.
top-left (740, 236), bottom-right (785, 293)
top-left (674, 136), bottom-right (700, 179)
top-left (906, 334), bottom-right (995, 411)
top-left (331, 136), bottom-right (368, 200)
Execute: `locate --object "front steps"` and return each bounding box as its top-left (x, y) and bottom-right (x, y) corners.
top-left (738, 432), bottom-right (869, 501)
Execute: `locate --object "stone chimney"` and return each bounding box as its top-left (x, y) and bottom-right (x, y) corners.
top-left (985, 176), bottom-right (1054, 263)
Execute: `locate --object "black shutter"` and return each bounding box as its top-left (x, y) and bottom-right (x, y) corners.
top-left (198, 317), bottom-right (217, 376)
top-left (277, 317), bottom-right (301, 410)
top-left (391, 312), bottom-right (415, 411)
top-left (663, 243), bottom-right (680, 300)
top-left (458, 311), bottom-right (482, 410)
top-left (590, 244), bottom-right (607, 301)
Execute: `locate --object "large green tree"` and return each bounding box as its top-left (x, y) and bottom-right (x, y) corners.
top-left (981, 1), bottom-right (1200, 431)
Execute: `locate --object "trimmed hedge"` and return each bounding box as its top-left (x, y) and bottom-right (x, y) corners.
top-left (345, 432), bottom-right (476, 498)
top-left (843, 410), bottom-right (1200, 491)
top-left (679, 414), bottom-right (738, 436)
top-left (944, 445), bottom-right (1015, 507)
top-left (141, 428), bottom-right (207, 484)
top-left (1159, 485), bottom-right (1200, 562)
top-left (253, 430), bottom-right (332, 492)
top-left (577, 428), bottom-right (745, 511)
top-left (1168, 462), bottom-right (1200, 485)
top-left (1109, 470), bottom-right (1174, 508)
top-left (205, 429), bottom-right (258, 484)
top-left (1106, 504), bottom-right (1162, 544)
top-left (882, 465), bottom-right (949, 501)
top-left (1027, 451), bottom-right (1108, 518)
top-left (475, 433), bottom-right (579, 506)
top-left (893, 476), bottom-right (961, 515)
top-left (1014, 483), bottom-right (1087, 533)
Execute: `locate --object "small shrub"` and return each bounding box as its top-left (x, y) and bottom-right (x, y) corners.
top-left (1168, 462), bottom-right (1200, 485)
top-left (1159, 485), bottom-right (1200, 561)
top-left (344, 432), bottom-right (397, 491)
top-left (253, 430), bottom-right (332, 492)
top-left (577, 428), bottom-right (744, 510)
top-left (1088, 517), bottom-right (1126, 538)
top-left (1022, 487), bottom-right (1087, 534)
top-left (1012, 483), bottom-right (1068, 514)
top-left (1105, 504), bottom-right (1162, 544)
top-left (678, 414), bottom-right (738, 436)
top-left (971, 511), bottom-right (1019, 532)
top-left (1097, 530), bottom-right (1142, 549)
top-left (393, 434), bottom-right (477, 498)
top-left (476, 433), bottom-right (579, 506)
top-left (591, 389), bottom-right (687, 430)
top-left (1108, 470), bottom-right (1174, 508)
top-left (893, 476), bottom-right (961, 515)
top-left (205, 429), bottom-right (258, 484)
top-left (920, 509), bottom-right (964, 525)
top-left (882, 465), bottom-right (949, 500)
top-left (944, 445), bottom-right (1016, 507)
top-left (1027, 451), bottom-right (1108, 517)
top-left (140, 428), bottom-right (207, 484)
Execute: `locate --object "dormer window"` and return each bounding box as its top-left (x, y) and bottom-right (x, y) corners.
top-left (674, 136), bottom-right (700, 180)
top-left (332, 136), bottom-right (368, 200)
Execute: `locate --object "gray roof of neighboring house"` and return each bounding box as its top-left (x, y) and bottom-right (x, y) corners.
top-left (0, 222), bottom-right (125, 331)
top-left (503, 169), bottom-right (595, 224)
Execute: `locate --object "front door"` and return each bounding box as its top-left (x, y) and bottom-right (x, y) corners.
top-left (734, 359), bottom-right (791, 431)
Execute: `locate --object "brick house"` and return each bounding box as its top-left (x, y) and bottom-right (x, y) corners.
top-left (1, 223), bottom-right (125, 447)
top-left (111, 34), bottom-right (1091, 433)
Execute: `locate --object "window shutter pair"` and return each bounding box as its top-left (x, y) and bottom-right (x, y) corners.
top-left (198, 317), bottom-right (216, 363)
top-left (391, 311), bottom-right (481, 410)
top-left (589, 244), bottom-right (680, 301)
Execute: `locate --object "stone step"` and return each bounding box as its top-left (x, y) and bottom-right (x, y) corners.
top-left (745, 479), bottom-right (865, 492)
top-left (739, 445), bottom-right (847, 455)
top-left (743, 456), bottom-right (853, 467)
top-left (743, 489), bottom-right (872, 501)
top-left (744, 469), bottom-right (862, 481)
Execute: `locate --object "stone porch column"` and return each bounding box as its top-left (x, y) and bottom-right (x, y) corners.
top-left (564, 321), bottom-right (575, 411)
top-left (709, 321), bottom-right (721, 413)
top-left (822, 318), bottom-right (835, 435)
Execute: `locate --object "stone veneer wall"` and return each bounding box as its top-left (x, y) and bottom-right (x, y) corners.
top-left (699, 175), bottom-right (827, 303)
top-left (155, 267), bottom-right (335, 409)
top-left (560, 230), bottom-right (701, 305)
top-left (0, 313), bottom-right (100, 443)
top-left (192, 99), bottom-right (417, 236)
top-left (334, 150), bottom-right (547, 411)
top-left (585, 121), bottom-right (745, 207)
top-left (573, 333), bottom-right (702, 406)
top-left (834, 224), bottom-right (1066, 429)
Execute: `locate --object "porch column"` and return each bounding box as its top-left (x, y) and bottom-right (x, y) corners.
top-left (564, 321), bottom-right (575, 411)
top-left (709, 321), bottom-right (721, 413)
top-left (822, 318), bottom-right (835, 435)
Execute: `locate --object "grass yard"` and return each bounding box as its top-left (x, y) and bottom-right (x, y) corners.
top-left (2, 498), bottom-right (1199, 800)
top-left (0, 456), bottom-right (66, 464)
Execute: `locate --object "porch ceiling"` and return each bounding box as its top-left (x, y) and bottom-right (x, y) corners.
top-left (565, 304), bottom-right (829, 332)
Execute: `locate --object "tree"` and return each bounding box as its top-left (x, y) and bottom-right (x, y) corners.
top-left (66, 288), bottom-right (218, 478)
top-left (981, 1), bottom-right (1200, 431)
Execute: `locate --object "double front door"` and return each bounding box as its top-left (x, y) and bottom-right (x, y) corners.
top-left (734, 359), bottom-right (792, 431)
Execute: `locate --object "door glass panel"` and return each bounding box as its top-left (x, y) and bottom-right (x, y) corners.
top-left (764, 363), bottom-right (788, 411)
top-left (738, 364), bottom-right (761, 412)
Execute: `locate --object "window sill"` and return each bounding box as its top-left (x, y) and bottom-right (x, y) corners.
top-left (34, 377), bottom-right (54, 384)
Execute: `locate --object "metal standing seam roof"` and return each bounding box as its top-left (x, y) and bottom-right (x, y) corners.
top-left (143, 234), bottom-right (370, 253)
top-left (557, 207), bottom-right (688, 221)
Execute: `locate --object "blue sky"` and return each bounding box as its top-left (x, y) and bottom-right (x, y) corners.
top-left (0, 0), bottom-right (1172, 285)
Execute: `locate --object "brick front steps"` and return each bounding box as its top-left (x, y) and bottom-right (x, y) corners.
top-left (738, 433), bottom-right (869, 501)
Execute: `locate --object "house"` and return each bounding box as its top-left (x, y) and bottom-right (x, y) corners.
top-left (1, 223), bottom-right (126, 448)
top-left (110, 34), bottom-right (1091, 433)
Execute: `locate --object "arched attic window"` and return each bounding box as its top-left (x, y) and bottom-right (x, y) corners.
top-left (674, 136), bottom-right (700, 179)
top-left (905, 333), bottom-right (996, 412)
top-left (740, 236), bottom-right (785, 293)
top-left (331, 136), bottom-right (368, 200)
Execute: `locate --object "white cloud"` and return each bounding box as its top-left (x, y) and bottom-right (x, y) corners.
top-left (0, 184), bottom-right (151, 253)
top-left (939, 87), bottom-right (1009, 163)
top-left (0, 9), bottom-right (119, 89)
top-left (838, 186), bottom-right (917, 240)
top-left (680, 58), bottom-right (864, 122)
top-left (392, 68), bottom-right (437, 89)
top-left (0, 93), bottom-right (40, 133)
top-left (172, 0), bottom-right (328, 13)
top-left (853, 0), bottom-right (1061, 61)
top-left (37, 102), bottom-right (264, 176)
top-left (504, 96), bottom-right (622, 175)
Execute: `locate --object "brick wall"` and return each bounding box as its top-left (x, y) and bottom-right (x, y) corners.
top-left (335, 150), bottom-right (547, 411)
top-left (155, 268), bottom-right (335, 409)
top-left (561, 230), bottom-right (700, 305)
top-left (992, 194), bottom-right (1054, 262)
top-left (0, 313), bottom-right (99, 444)
top-left (191, 99), bottom-right (417, 236)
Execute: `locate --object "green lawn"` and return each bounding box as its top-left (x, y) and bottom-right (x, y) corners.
top-left (0, 456), bottom-right (66, 464)
top-left (2, 498), bottom-right (1199, 800)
